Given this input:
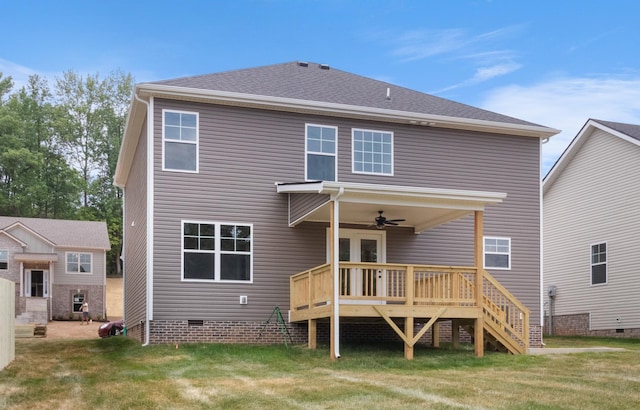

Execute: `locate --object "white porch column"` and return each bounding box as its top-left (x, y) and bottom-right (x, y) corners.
top-left (19, 262), bottom-right (24, 296)
top-left (331, 188), bottom-right (344, 360)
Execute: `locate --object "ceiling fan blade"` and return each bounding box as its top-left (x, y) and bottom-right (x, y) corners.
top-left (386, 219), bottom-right (405, 223)
top-left (384, 221), bottom-right (399, 226)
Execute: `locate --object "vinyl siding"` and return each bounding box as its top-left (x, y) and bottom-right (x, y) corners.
top-left (151, 99), bottom-right (542, 325)
top-left (289, 193), bottom-right (330, 223)
top-left (52, 248), bottom-right (105, 286)
top-left (123, 121), bottom-right (149, 327)
top-left (544, 129), bottom-right (640, 330)
top-left (5, 227), bottom-right (54, 254)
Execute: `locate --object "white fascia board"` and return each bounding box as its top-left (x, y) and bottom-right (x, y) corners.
top-left (138, 84), bottom-right (559, 139)
top-left (276, 181), bottom-right (506, 206)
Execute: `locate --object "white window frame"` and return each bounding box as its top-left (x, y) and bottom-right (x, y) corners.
top-left (0, 249), bottom-right (7, 270)
top-left (351, 128), bottom-right (394, 176)
top-left (72, 292), bottom-right (86, 312)
top-left (181, 220), bottom-right (253, 283)
top-left (590, 241), bottom-right (607, 286)
top-left (66, 252), bottom-right (92, 274)
top-left (483, 236), bottom-right (511, 270)
top-left (162, 109), bottom-right (199, 173)
top-left (305, 123), bottom-right (338, 181)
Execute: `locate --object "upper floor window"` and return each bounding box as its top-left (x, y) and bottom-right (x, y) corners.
top-left (67, 252), bottom-right (92, 274)
top-left (352, 129), bottom-right (393, 175)
top-left (182, 221), bottom-right (252, 282)
top-left (163, 110), bottom-right (198, 172)
top-left (484, 237), bottom-right (510, 270)
top-left (0, 250), bottom-right (7, 270)
top-left (591, 242), bottom-right (607, 285)
top-left (306, 124), bottom-right (337, 181)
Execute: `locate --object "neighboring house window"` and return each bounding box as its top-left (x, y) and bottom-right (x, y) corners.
top-left (182, 221), bottom-right (252, 282)
top-left (484, 237), bottom-right (511, 270)
top-left (0, 250), bottom-right (7, 270)
top-left (72, 292), bottom-right (85, 312)
top-left (163, 110), bottom-right (198, 172)
top-left (352, 129), bottom-right (393, 175)
top-left (591, 242), bottom-right (607, 285)
top-left (67, 252), bottom-right (92, 273)
top-left (306, 124), bottom-right (337, 181)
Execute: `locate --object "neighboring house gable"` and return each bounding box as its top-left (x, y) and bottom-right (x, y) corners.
top-left (543, 119), bottom-right (640, 336)
top-left (0, 216), bottom-right (111, 323)
top-left (115, 62), bottom-right (558, 352)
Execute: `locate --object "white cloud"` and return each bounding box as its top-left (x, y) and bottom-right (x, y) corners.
top-left (433, 61), bottom-right (522, 93)
top-left (0, 58), bottom-right (41, 91)
top-left (480, 76), bottom-right (640, 174)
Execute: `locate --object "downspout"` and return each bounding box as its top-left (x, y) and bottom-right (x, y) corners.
top-left (134, 91), bottom-right (153, 346)
top-left (539, 137), bottom-right (548, 346)
top-left (332, 187), bottom-right (344, 359)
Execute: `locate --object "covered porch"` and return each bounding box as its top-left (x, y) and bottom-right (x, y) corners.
top-left (277, 181), bottom-right (530, 359)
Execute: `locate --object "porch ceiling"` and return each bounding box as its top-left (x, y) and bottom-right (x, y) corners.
top-left (276, 181), bottom-right (506, 233)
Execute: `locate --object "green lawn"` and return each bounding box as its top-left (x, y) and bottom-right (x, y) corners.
top-left (1, 336), bottom-right (639, 409)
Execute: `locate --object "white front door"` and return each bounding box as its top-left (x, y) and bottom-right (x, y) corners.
top-left (329, 229), bottom-right (386, 300)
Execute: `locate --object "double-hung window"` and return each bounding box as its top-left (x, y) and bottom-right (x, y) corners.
top-left (163, 110), bottom-right (198, 172)
top-left (306, 124), bottom-right (337, 181)
top-left (352, 129), bottom-right (393, 175)
top-left (67, 252), bottom-right (92, 273)
top-left (484, 237), bottom-right (511, 270)
top-left (0, 250), bottom-right (7, 270)
top-left (182, 221), bottom-right (252, 282)
top-left (591, 242), bottom-right (607, 285)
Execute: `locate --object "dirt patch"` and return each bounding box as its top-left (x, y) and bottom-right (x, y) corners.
top-left (45, 320), bottom-right (102, 339)
top-left (106, 276), bottom-right (123, 319)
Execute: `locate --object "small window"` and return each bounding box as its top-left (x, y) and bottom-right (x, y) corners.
top-left (306, 124), bottom-right (337, 181)
top-left (163, 110), bottom-right (198, 172)
top-left (72, 292), bottom-right (86, 312)
top-left (484, 237), bottom-right (511, 270)
top-left (182, 221), bottom-right (252, 282)
top-left (352, 129), bottom-right (393, 175)
top-left (591, 242), bottom-right (607, 285)
top-left (0, 250), bottom-right (7, 270)
top-left (67, 252), bottom-right (92, 273)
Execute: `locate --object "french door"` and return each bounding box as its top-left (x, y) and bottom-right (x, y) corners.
top-left (329, 229), bottom-right (386, 300)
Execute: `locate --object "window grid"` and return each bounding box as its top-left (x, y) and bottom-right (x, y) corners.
top-left (163, 110), bottom-right (199, 172)
top-left (483, 237), bottom-right (511, 270)
top-left (66, 252), bottom-right (92, 273)
top-left (306, 124), bottom-right (337, 181)
top-left (591, 242), bottom-right (607, 285)
top-left (182, 221), bottom-right (252, 282)
top-left (352, 129), bottom-right (393, 175)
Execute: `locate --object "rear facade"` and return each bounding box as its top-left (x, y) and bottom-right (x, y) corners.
top-left (115, 62), bottom-right (557, 353)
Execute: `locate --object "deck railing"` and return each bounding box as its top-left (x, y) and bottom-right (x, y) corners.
top-left (290, 262), bottom-right (530, 353)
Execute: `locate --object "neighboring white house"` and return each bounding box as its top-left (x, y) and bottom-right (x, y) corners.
top-left (543, 119), bottom-right (640, 337)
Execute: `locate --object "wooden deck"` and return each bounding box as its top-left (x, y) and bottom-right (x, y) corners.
top-left (290, 262), bottom-right (530, 358)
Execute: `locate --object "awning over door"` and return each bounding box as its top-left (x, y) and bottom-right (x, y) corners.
top-left (276, 181), bottom-right (506, 233)
top-left (14, 253), bottom-right (59, 263)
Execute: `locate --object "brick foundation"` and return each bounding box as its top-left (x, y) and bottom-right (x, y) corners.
top-left (547, 313), bottom-right (640, 338)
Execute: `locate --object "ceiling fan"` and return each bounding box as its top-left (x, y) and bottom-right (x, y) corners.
top-left (374, 210), bottom-right (405, 229)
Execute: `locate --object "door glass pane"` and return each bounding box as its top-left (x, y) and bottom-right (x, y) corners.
top-left (361, 239), bottom-right (378, 263)
top-left (339, 238), bottom-right (350, 261)
top-left (31, 270), bottom-right (44, 297)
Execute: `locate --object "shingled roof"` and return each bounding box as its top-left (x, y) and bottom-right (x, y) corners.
top-left (0, 216), bottom-right (111, 250)
top-left (150, 61), bottom-right (538, 127)
top-left (592, 119), bottom-right (640, 141)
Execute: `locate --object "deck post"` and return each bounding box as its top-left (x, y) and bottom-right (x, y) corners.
top-left (474, 210), bottom-right (485, 357)
top-left (452, 320), bottom-right (460, 349)
top-left (432, 322), bottom-right (440, 348)
top-left (404, 316), bottom-right (414, 360)
top-left (308, 319), bottom-right (317, 349)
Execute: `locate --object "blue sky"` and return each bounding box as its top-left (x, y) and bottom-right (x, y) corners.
top-left (2, 0), bottom-right (640, 174)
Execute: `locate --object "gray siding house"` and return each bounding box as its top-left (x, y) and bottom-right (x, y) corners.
top-left (543, 119), bottom-right (640, 338)
top-left (114, 62), bottom-right (558, 356)
top-left (0, 216), bottom-right (111, 323)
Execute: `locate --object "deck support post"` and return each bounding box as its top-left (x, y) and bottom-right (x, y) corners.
top-left (452, 320), bottom-right (460, 349)
top-left (432, 322), bottom-right (440, 348)
top-left (474, 210), bottom-right (485, 357)
top-left (308, 319), bottom-right (317, 349)
top-left (404, 316), bottom-right (414, 360)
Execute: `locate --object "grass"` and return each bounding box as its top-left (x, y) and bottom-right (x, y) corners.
top-left (1, 336), bottom-right (639, 409)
